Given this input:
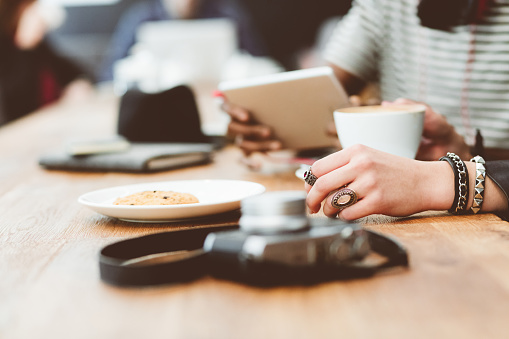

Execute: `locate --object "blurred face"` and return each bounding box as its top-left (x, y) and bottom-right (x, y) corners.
top-left (165, 0), bottom-right (201, 19)
top-left (14, 1), bottom-right (47, 50)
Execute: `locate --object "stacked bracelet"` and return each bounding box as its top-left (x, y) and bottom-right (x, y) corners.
top-left (470, 155), bottom-right (486, 214)
top-left (439, 152), bottom-right (470, 215)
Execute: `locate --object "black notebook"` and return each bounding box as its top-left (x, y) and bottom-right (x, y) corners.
top-left (39, 143), bottom-right (214, 173)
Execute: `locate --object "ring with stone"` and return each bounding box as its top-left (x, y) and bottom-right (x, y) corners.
top-left (330, 186), bottom-right (358, 210)
top-left (304, 168), bottom-right (318, 186)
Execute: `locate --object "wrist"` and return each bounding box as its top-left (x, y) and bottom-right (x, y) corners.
top-left (418, 160), bottom-right (456, 211)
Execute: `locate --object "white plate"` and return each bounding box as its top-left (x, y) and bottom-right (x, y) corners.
top-left (78, 180), bottom-right (266, 222)
top-left (295, 164), bottom-right (310, 181)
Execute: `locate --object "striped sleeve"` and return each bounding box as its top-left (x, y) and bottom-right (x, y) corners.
top-left (323, 0), bottom-right (385, 82)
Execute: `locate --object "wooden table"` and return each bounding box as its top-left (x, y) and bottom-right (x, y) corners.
top-left (2, 93), bottom-right (509, 339)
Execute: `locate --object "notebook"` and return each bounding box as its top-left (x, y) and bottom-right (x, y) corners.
top-left (39, 143), bottom-right (214, 173)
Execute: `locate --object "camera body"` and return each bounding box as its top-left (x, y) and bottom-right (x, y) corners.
top-left (203, 191), bottom-right (370, 269)
top-left (204, 219), bottom-right (369, 267)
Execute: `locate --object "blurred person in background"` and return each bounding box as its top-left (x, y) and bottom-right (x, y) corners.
top-left (99, 0), bottom-right (268, 82)
top-left (238, 0), bottom-right (353, 71)
top-left (0, 0), bottom-right (92, 127)
top-left (225, 0), bottom-right (509, 162)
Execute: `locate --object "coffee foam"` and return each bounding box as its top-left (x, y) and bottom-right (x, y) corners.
top-left (336, 105), bottom-right (425, 114)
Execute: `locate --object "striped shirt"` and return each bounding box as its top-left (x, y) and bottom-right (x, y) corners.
top-left (324, 0), bottom-right (509, 149)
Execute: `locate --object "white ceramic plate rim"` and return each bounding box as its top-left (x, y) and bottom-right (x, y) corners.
top-left (78, 179), bottom-right (265, 209)
top-left (78, 180), bottom-right (266, 222)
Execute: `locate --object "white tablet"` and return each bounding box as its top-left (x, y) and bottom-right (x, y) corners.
top-left (219, 66), bottom-right (350, 150)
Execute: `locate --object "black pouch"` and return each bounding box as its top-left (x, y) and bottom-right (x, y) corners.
top-left (117, 85), bottom-right (211, 144)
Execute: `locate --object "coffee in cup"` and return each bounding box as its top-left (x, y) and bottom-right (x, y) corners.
top-left (333, 104), bottom-right (425, 158)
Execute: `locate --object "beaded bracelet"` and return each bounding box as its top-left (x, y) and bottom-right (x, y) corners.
top-left (439, 152), bottom-right (470, 215)
top-left (470, 155), bottom-right (486, 214)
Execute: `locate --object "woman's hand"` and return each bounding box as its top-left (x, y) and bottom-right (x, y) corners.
top-left (382, 98), bottom-right (472, 160)
top-left (222, 100), bottom-right (282, 155)
top-left (305, 144), bottom-right (455, 220)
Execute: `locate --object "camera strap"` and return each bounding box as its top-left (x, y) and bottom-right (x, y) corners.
top-left (99, 226), bottom-right (408, 287)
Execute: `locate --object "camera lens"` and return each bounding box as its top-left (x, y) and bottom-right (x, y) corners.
top-left (239, 191), bottom-right (309, 234)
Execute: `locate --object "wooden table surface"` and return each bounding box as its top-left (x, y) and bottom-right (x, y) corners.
top-left (2, 93), bottom-right (509, 339)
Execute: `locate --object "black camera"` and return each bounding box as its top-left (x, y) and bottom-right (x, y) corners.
top-left (204, 191), bottom-right (370, 268)
top-left (99, 191), bottom-right (408, 287)
top-left (203, 191), bottom-right (407, 286)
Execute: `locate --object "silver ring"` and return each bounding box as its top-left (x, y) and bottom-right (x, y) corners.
top-left (331, 186), bottom-right (358, 210)
top-left (304, 169), bottom-right (318, 186)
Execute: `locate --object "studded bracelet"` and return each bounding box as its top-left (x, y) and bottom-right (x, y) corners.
top-left (469, 155), bottom-right (486, 214)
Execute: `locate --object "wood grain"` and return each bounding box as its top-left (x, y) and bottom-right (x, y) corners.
top-left (1, 93), bottom-right (509, 339)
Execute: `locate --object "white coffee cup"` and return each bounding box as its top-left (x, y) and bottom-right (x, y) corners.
top-left (333, 104), bottom-right (426, 158)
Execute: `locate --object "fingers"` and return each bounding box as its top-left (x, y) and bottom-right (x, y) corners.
top-left (349, 95), bottom-right (362, 107)
top-left (382, 98), bottom-right (417, 106)
top-left (236, 138), bottom-right (282, 154)
top-left (221, 101), bottom-right (250, 122)
top-left (322, 185), bottom-right (360, 218)
top-left (320, 176), bottom-right (381, 220)
top-left (392, 98), bottom-right (416, 105)
top-left (309, 145), bottom-right (364, 177)
top-left (348, 95), bottom-right (380, 106)
top-left (304, 145), bottom-right (408, 219)
top-left (227, 121), bottom-right (282, 154)
top-left (305, 145), bottom-right (374, 212)
top-left (382, 98), bottom-right (427, 107)
top-left (222, 100), bottom-right (282, 154)
top-left (306, 164), bottom-right (356, 213)
top-left (227, 120), bottom-right (272, 140)
top-left (338, 196), bottom-right (377, 221)
top-left (304, 147), bottom-right (350, 194)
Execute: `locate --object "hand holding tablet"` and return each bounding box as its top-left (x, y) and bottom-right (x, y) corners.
top-left (219, 67), bottom-right (350, 153)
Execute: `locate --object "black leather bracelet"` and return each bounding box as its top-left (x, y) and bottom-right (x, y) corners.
top-left (440, 155), bottom-right (460, 213)
top-left (439, 152), bottom-right (470, 214)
